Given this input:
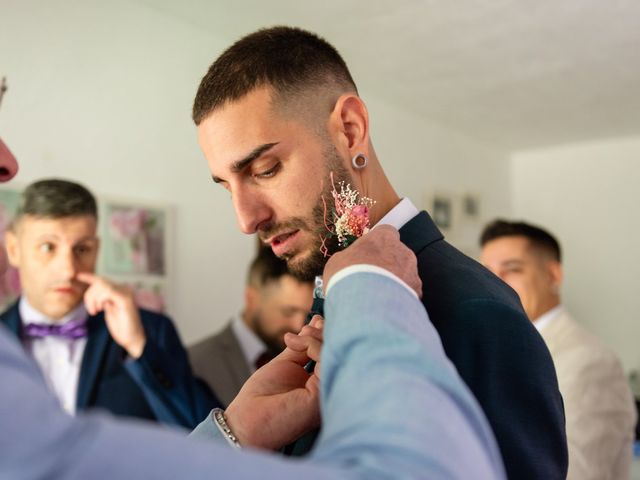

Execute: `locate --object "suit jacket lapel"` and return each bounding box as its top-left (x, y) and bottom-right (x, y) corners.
top-left (0, 301), bottom-right (22, 338)
top-left (399, 211), bottom-right (444, 253)
top-left (76, 313), bottom-right (111, 410)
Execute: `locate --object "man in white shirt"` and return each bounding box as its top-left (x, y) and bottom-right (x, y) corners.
top-left (189, 247), bottom-right (313, 406)
top-left (480, 219), bottom-right (637, 480)
top-left (1, 178), bottom-right (219, 427)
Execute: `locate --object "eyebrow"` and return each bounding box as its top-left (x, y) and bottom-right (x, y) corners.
top-left (212, 142), bottom-right (279, 183)
top-left (501, 259), bottom-right (524, 267)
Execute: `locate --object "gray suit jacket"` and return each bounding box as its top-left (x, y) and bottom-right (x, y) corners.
top-left (189, 322), bottom-right (251, 407)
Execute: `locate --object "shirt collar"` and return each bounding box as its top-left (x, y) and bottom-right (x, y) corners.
top-left (532, 305), bottom-right (564, 333)
top-left (375, 197), bottom-right (419, 230)
top-left (19, 296), bottom-right (88, 327)
top-left (231, 314), bottom-right (267, 368)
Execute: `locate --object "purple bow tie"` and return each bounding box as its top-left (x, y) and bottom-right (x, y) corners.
top-left (23, 318), bottom-right (88, 340)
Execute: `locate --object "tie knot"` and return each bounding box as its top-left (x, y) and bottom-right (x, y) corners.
top-left (23, 318), bottom-right (88, 340)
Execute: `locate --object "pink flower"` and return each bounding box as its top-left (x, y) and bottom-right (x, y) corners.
top-left (321, 172), bottom-right (375, 254)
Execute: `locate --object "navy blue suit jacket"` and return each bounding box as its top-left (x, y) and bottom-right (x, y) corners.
top-left (400, 212), bottom-right (567, 479)
top-left (1, 301), bottom-right (219, 429)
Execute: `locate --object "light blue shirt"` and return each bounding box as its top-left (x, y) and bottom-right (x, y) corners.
top-left (1, 268), bottom-right (505, 479)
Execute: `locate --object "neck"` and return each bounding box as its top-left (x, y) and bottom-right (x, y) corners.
top-left (354, 152), bottom-right (401, 225)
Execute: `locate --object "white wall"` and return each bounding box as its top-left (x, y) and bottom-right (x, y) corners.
top-left (0, 0), bottom-right (510, 343)
top-left (511, 136), bottom-right (640, 373)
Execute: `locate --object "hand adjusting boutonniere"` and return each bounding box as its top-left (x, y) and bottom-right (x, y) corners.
top-left (320, 172), bottom-right (375, 257)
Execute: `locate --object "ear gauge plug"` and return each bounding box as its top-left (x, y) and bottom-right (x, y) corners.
top-left (351, 153), bottom-right (368, 169)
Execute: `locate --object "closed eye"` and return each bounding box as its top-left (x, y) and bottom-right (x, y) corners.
top-left (254, 162), bottom-right (281, 180)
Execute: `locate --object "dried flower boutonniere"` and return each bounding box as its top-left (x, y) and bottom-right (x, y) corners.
top-left (320, 172), bottom-right (375, 257)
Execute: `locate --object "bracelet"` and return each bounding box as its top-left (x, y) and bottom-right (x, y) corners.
top-left (213, 408), bottom-right (241, 449)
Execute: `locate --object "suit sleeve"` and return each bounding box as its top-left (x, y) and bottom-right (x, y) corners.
top-left (0, 272), bottom-right (506, 480)
top-left (311, 273), bottom-right (506, 479)
top-left (124, 311), bottom-right (222, 429)
top-left (440, 299), bottom-right (568, 480)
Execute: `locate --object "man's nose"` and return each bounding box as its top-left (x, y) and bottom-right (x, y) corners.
top-left (0, 138), bottom-right (19, 182)
top-left (232, 187), bottom-right (271, 235)
top-left (56, 251), bottom-right (79, 280)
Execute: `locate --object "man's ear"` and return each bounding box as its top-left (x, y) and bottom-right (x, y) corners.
top-left (245, 286), bottom-right (259, 314)
top-left (548, 261), bottom-right (563, 292)
top-left (329, 94), bottom-right (370, 157)
top-left (4, 230), bottom-right (20, 267)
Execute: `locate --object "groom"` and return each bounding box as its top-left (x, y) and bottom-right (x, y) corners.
top-left (193, 26), bottom-right (567, 479)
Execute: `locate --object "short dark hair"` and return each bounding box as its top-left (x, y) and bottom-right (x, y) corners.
top-left (480, 219), bottom-right (562, 262)
top-left (192, 26), bottom-right (357, 125)
top-left (13, 178), bottom-right (97, 226)
top-left (247, 245), bottom-right (310, 289)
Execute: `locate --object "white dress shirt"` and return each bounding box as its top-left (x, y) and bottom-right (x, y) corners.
top-left (532, 304), bottom-right (564, 333)
top-left (230, 315), bottom-right (267, 373)
top-left (20, 298), bottom-right (88, 415)
top-left (376, 197), bottom-right (419, 230)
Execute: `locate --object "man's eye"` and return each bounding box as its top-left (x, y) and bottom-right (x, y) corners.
top-left (39, 243), bottom-right (55, 253)
top-left (75, 245), bottom-right (92, 255)
top-left (254, 163), bottom-right (280, 179)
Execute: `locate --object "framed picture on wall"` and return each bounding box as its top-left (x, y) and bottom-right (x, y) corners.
top-left (423, 190), bottom-right (483, 258)
top-left (102, 203), bottom-right (166, 275)
top-left (98, 199), bottom-right (172, 314)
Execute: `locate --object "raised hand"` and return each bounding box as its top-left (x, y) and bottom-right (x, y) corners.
top-left (323, 224), bottom-right (422, 297)
top-left (223, 316), bottom-right (324, 450)
top-left (78, 272), bottom-right (146, 359)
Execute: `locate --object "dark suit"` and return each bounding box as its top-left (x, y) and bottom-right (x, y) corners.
top-left (1, 301), bottom-right (219, 429)
top-left (189, 321), bottom-right (252, 407)
top-left (288, 210), bottom-right (567, 478)
top-left (400, 212), bottom-right (567, 479)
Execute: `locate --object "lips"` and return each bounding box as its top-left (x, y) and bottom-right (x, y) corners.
top-left (53, 285), bottom-right (77, 295)
top-left (268, 230), bottom-right (300, 257)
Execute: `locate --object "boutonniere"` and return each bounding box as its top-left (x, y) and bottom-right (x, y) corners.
top-left (321, 172), bottom-right (375, 257)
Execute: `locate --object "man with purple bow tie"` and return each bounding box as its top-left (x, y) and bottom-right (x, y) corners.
top-left (0, 178), bottom-right (219, 427)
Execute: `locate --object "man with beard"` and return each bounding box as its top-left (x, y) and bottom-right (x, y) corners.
top-left (190, 247), bottom-right (313, 406)
top-left (0, 77), bottom-right (506, 479)
top-left (192, 26), bottom-right (567, 479)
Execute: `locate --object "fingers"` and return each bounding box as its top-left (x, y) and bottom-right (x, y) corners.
top-left (76, 271), bottom-right (98, 285)
top-left (284, 331), bottom-right (322, 364)
top-left (83, 275), bottom-right (133, 315)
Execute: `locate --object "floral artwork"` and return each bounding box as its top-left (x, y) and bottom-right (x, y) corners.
top-left (0, 189), bottom-right (22, 311)
top-left (129, 280), bottom-right (166, 313)
top-left (321, 172), bottom-right (375, 257)
top-left (102, 205), bottom-right (166, 276)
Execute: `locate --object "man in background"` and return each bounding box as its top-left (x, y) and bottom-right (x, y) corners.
top-left (480, 219), bottom-right (636, 480)
top-left (1, 178), bottom-right (219, 428)
top-left (190, 247), bottom-right (312, 406)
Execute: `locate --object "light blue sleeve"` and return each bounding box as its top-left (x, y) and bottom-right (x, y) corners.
top-left (0, 271), bottom-right (504, 479)
top-left (310, 272), bottom-right (506, 479)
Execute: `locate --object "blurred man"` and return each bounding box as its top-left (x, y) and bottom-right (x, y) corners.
top-left (480, 219), bottom-right (636, 480)
top-left (190, 247), bottom-right (312, 406)
top-left (1, 178), bottom-right (219, 427)
top-left (192, 26), bottom-right (566, 478)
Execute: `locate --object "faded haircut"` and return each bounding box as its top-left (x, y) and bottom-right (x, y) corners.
top-left (480, 219), bottom-right (562, 263)
top-left (192, 26), bottom-right (358, 125)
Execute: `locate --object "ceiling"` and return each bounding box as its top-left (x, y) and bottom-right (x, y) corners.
top-left (135, 0), bottom-right (640, 151)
